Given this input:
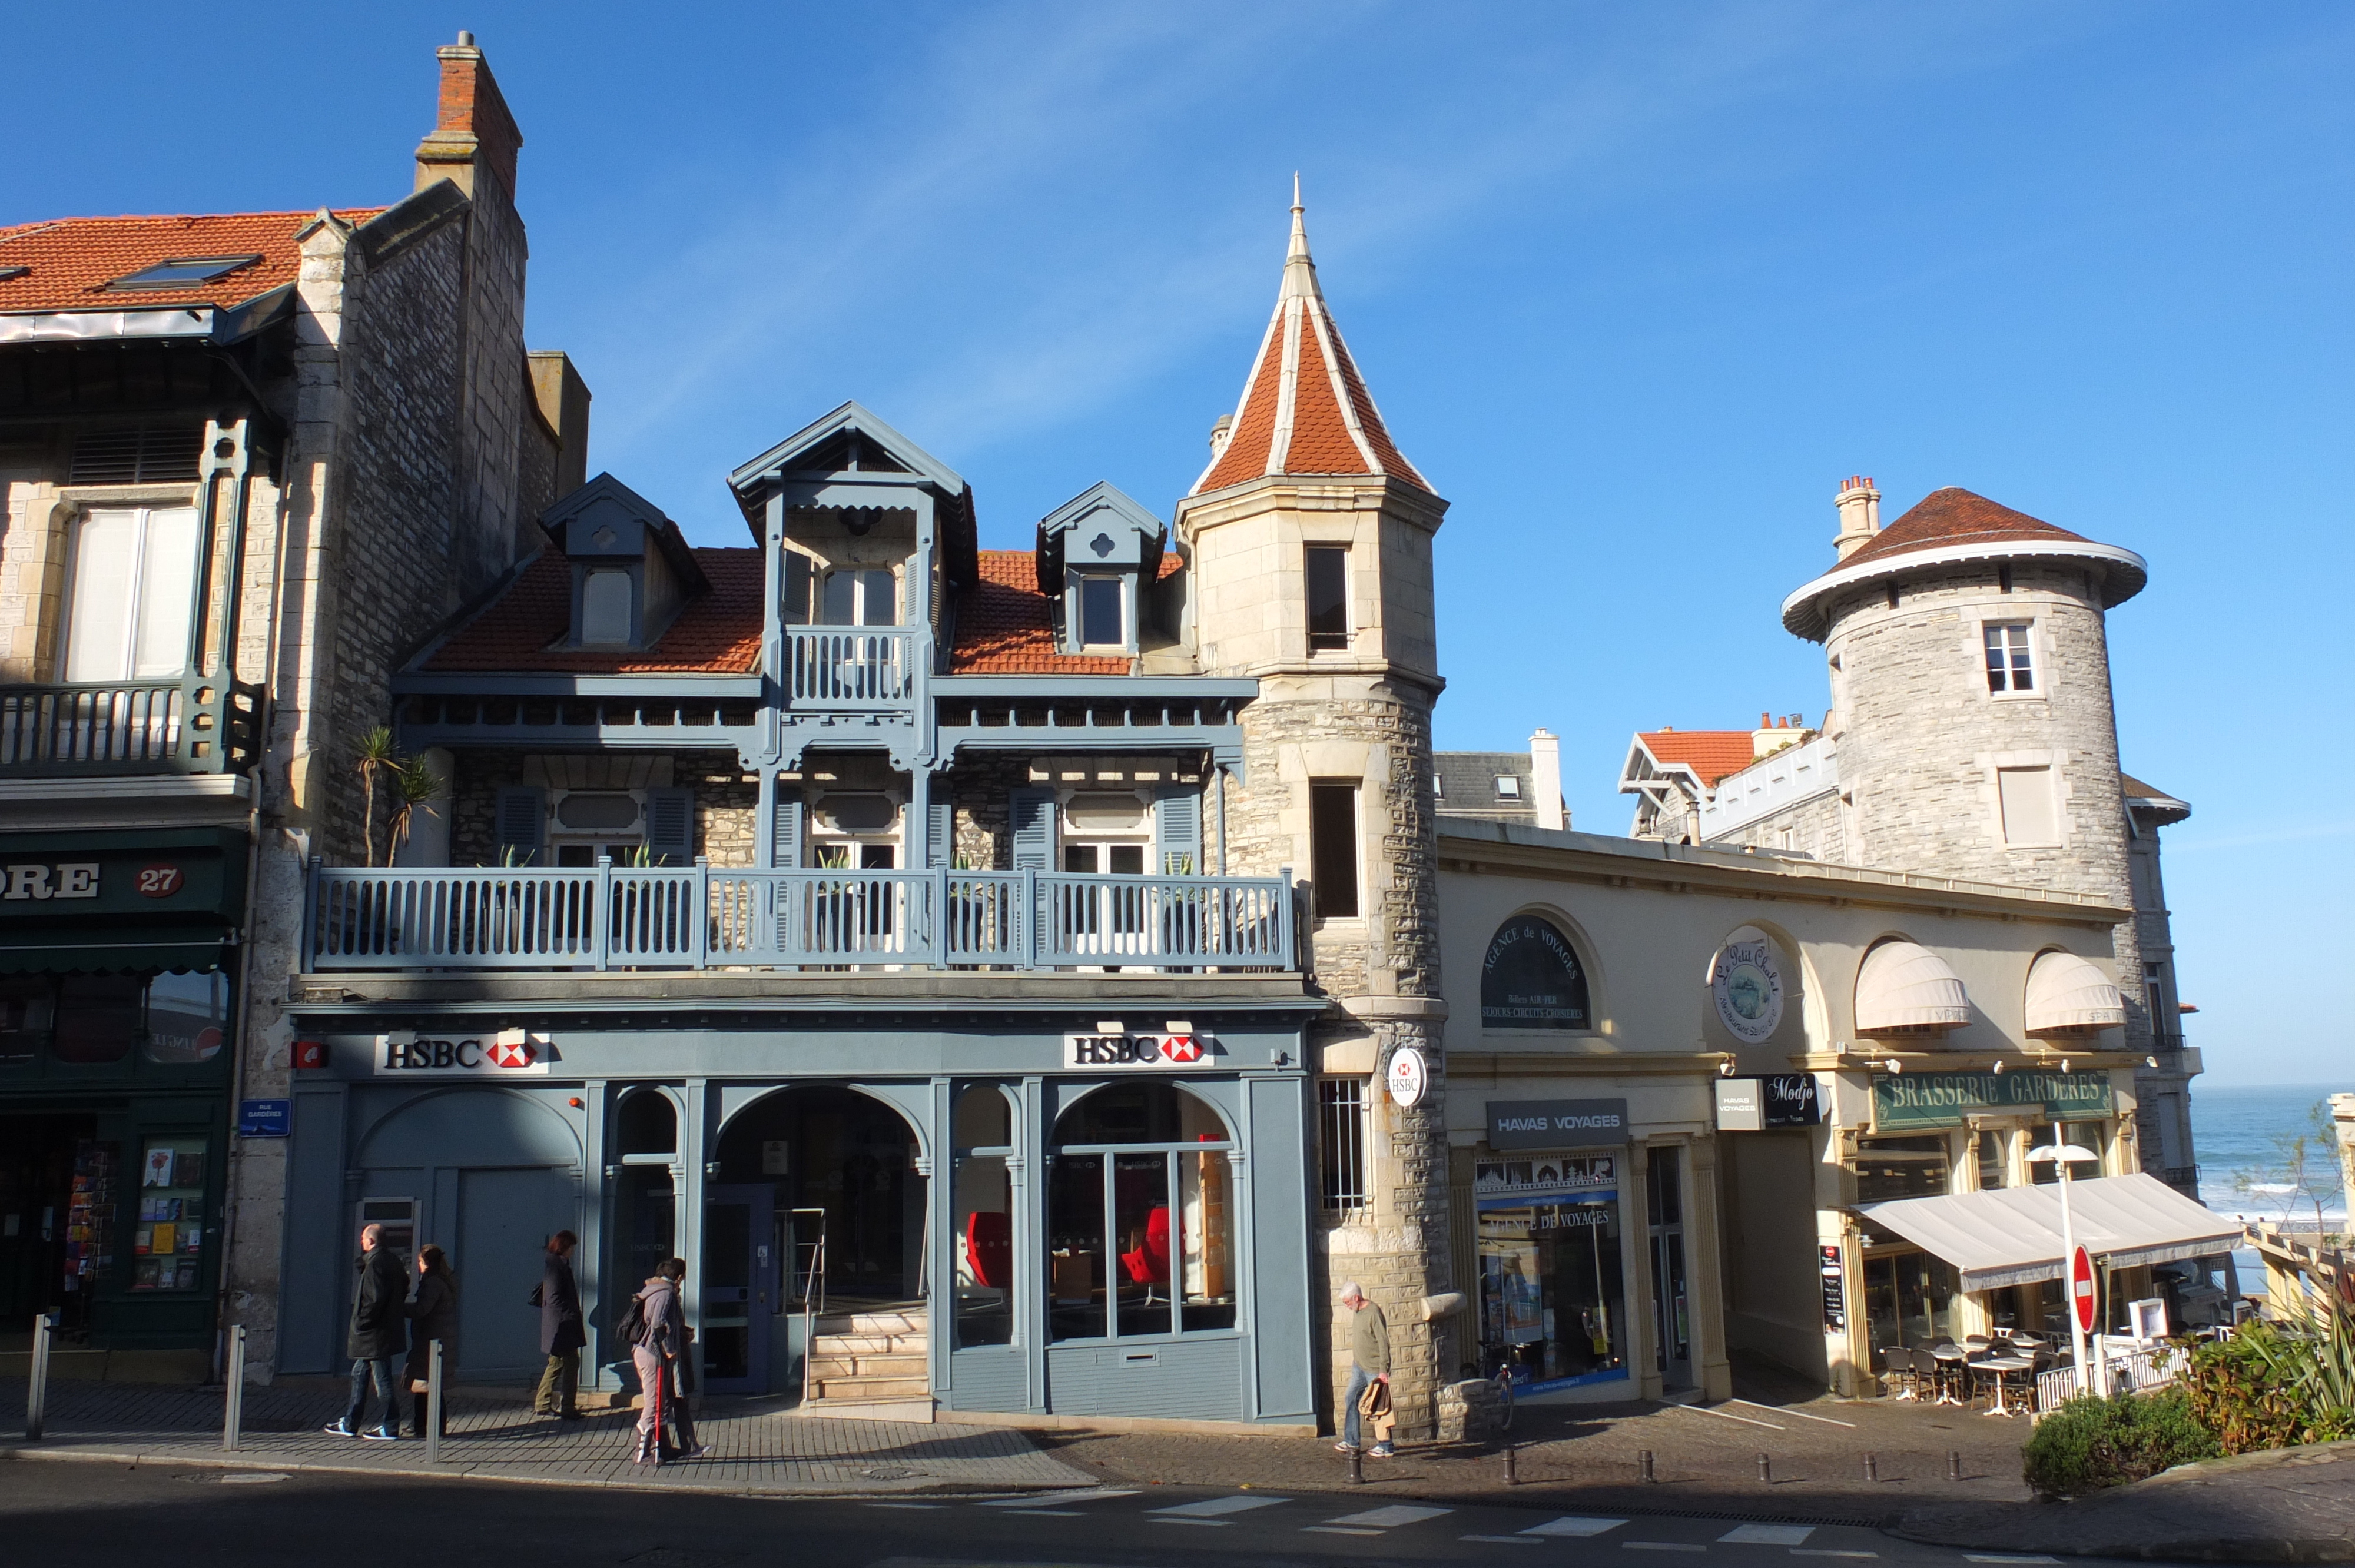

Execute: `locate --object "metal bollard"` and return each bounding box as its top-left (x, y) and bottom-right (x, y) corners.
top-left (25, 1312), bottom-right (54, 1441)
top-left (1349, 1445), bottom-right (1364, 1484)
top-left (1504, 1443), bottom-right (1518, 1484)
top-left (1864, 1452), bottom-right (1878, 1483)
top-left (1948, 1450), bottom-right (1963, 1481)
top-left (1639, 1449), bottom-right (1656, 1483)
top-left (221, 1325), bottom-right (246, 1451)
top-left (424, 1339), bottom-right (444, 1464)
top-left (1757, 1453), bottom-right (1772, 1484)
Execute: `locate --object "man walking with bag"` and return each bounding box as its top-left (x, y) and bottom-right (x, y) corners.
top-left (1334, 1281), bottom-right (1395, 1459)
top-left (529, 1230), bottom-right (586, 1420)
top-left (325, 1222), bottom-right (407, 1439)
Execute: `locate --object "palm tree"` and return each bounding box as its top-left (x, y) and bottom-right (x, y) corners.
top-left (353, 726), bottom-right (399, 866)
top-left (386, 755), bottom-right (443, 865)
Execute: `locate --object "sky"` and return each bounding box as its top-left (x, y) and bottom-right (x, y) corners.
top-left (9, 3), bottom-right (2350, 1085)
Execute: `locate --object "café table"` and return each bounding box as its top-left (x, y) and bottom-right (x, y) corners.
top-left (1929, 1343), bottom-right (1969, 1406)
top-left (1979, 1354), bottom-right (2036, 1416)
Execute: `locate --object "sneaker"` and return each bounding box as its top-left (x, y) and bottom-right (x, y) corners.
top-left (1333, 1440), bottom-right (1361, 1454)
top-left (361, 1427), bottom-right (402, 1441)
top-left (323, 1421), bottom-right (359, 1437)
top-left (1368, 1443), bottom-right (1396, 1459)
top-left (678, 1443), bottom-right (708, 1460)
top-left (555, 1410), bottom-right (585, 1421)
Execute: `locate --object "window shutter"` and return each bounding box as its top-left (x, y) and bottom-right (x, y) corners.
top-left (495, 788), bottom-right (546, 866)
top-left (645, 787), bottom-right (695, 865)
top-left (771, 795), bottom-right (804, 868)
top-left (1155, 786), bottom-right (1202, 876)
top-left (1009, 787), bottom-right (1057, 871)
top-left (928, 798), bottom-right (955, 869)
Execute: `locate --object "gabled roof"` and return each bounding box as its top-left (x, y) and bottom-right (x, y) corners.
top-left (1189, 185), bottom-right (1428, 497)
top-left (728, 401), bottom-right (965, 507)
top-left (419, 549), bottom-right (764, 675)
top-left (1627, 730), bottom-right (1756, 790)
top-left (0, 209), bottom-right (383, 315)
top-left (540, 472), bottom-right (711, 596)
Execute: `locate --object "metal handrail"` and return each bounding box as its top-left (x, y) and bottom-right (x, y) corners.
top-left (790, 1207), bottom-right (828, 1408)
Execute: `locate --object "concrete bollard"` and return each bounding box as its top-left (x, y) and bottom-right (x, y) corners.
top-left (424, 1339), bottom-right (445, 1464)
top-left (1349, 1445), bottom-right (1364, 1484)
top-left (221, 1325), bottom-right (246, 1451)
top-left (1504, 1443), bottom-right (1518, 1484)
top-left (1757, 1453), bottom-right (1772, 1483)
top-left (1948, 1450), bottom-right (1963, 1481)
top-left (25, 1312), bottom-right (54, 1441)
top-left (1639, 1449), bottom-right (1656, 1483)
top-left (1864, 1452), bottom-right (1878, 1483)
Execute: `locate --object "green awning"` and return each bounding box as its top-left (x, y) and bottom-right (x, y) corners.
top-left (0, 932), bottom-right (230, 975)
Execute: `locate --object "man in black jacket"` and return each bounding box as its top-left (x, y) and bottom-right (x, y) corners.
top-left (530, 1230), bottom-right (586, 1419)
top-left (326, 1223), bottom-right (409, 1439)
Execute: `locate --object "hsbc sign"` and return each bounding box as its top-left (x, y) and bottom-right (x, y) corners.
top-left (374, 1028), bottom-right (552, 1077)
top-left (1063, 1032), bottom-right (1218, 1070)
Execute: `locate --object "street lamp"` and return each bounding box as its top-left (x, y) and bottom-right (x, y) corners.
top-left (2028, 1126), bottom-right (2102, 1395)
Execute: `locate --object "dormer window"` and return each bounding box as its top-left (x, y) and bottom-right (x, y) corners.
top-left (102, 255), bottom-right (261, 292)
top-left (580, 569), bottom-right (634, 646)
top-left (1079, 576), bottom-right (1125, 649)
top-left (820, 567), bottom-right (895, 627)
top-left (1037, 482), bottom-right (1165, 657)
top-left (539, 474), bottom-right (712, 654)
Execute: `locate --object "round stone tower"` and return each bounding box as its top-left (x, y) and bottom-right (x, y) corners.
top-left (1782, 481), bottom-right (2175, 1140)
top-left (1177, 188), bottom-right (1454, 1437)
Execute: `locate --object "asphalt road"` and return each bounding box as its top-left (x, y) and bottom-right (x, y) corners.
top-left (0, 1455), bottom-right (2191, 1568)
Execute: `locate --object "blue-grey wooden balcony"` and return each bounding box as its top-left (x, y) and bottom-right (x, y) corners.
top-left (302, 861), bottom-right (1298, 973)
top-left (785, 627), bottom-right (915, 708)
top-left (0, 676), bottom-right (263, 777)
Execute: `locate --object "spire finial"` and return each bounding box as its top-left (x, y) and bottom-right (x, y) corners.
top-left (1292, 171), bottom-right (1302, 212)
top-left (1283, 173), bottom-right (1315, 293)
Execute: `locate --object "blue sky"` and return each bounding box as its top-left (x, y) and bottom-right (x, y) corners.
top-left (11, 4), bottom-right (2350, 1084)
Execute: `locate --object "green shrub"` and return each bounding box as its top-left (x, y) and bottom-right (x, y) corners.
top-left (2022, 1388), bottom-right (2221, 1497)
top-left (2182, 1305), bottom-right (2355, 1454)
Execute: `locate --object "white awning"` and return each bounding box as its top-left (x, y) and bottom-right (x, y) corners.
top-left (1855, 940), bottom-right (1971, 1033)
top-left (1860, 1173), bottom-right (2241, 1291)
top-left (2025, 950), bottom-right (2125, 1035)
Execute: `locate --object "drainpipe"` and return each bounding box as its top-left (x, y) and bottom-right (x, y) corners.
top-left (1215, 763), bottom-right (1229, 876)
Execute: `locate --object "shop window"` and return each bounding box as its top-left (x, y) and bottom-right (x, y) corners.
top-left (1975, 1129), bottom-right (2011, 1191)
top-left (0, 975), bottom-right (54, 1063)
top-left (954, 1084), bottom-right (1017, 1348)
top-left (1480, 913), bottom-right (1592, 1031)
top-left (132, 1135), bottom-right (210, 1292)
top-left (1861, 1249), bottom-right (1960, 1354)
top-left (1309, 783), bottom-right (1359, 919)
top-left (1474, 1154), bottom-right (1627, 1388)
top-left (142, 971), bottom-right (227, 1064)
top-left (1319, 1077), bottom-right (1369, 1212)
top-left (1047, 1083), bottom-right (1234, 1341)
top-left (51, 975), bottom-right (142, 1064)
top-left (2030, 1122), bottom-right (2105, 1184)
top-left (616, 1090), bottom-right (677, 1156)
top-left (1855, 1135), bottom-right (1951, 1203)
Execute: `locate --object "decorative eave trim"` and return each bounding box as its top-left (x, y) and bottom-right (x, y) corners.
top-left (1782, 539), bottom-right (2149, 641)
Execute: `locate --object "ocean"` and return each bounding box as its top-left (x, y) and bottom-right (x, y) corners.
top-left (2192, 1082), bottom-right (2347, 1231)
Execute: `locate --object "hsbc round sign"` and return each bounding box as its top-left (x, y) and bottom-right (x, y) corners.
top-left (2071, 1244), bottom-right (2098, 1334)
top-left (1385, 1045), bottom-right (1429, 1108)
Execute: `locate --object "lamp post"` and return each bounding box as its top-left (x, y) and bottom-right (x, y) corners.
top-left (2028, 1124), bottom-right (2101, 1395)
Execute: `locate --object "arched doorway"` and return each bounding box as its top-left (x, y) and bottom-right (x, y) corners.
top-left (1047, 1081), bottom-right (1236, 1343)
top-left (708, 1086), bottom-right (925, 1394)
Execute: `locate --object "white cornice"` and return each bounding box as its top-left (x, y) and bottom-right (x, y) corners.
top-left (1780, 538), bottom-right (2149, 641)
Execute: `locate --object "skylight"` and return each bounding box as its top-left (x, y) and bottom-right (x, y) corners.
top-left (0, 265), bottom-right (27, 282)
top-left (1495, 775), bottom-right (1521, 799)
top-left (103, 255), bottom-right (262, 292)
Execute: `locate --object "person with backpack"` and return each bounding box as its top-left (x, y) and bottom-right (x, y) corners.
top-left (628, 1257), bottom-right (692, 1466)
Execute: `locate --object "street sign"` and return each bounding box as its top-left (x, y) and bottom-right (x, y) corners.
top-left (237, 1098), bottom-right (291, 1138)
top-left (2071, 1244), bottom-right (2098, 1334)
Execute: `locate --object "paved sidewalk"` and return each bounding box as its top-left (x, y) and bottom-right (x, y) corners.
top-left (1895, 1439), bottom-right (2355, 1563)
top-left (0, 1378), bottom-right (1092, 1496)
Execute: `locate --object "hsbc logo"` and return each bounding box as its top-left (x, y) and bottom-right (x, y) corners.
top-left (1063, 1032), bottom-right (1218, 1070)
top-left (373, 1028), bottom-right (552, 1077)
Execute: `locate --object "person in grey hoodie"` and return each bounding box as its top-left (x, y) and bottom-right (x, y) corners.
top-left (631, 1257), bottom-right (689, 1466)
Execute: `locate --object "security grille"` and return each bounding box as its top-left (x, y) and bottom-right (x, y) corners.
top-left (70, 424), bottom-right (204, 486)
top-left (1319, 1077), bottom-right (1369, 1211)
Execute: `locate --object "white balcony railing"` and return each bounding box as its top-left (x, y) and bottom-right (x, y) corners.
top-left (304, 862), bottom-right (1296, 973)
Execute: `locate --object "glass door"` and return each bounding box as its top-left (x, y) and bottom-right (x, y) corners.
top-left (701, 1185), bottom-right (775, 1394)
top-left (1646, 1149), bottom-right (1692, 1388)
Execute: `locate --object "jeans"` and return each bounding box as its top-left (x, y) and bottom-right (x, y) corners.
top-left (534, 1350), bottom-right (579, 1415)
top-left (1341, 1362), bottom-right (1372, 1449)
top-left (343, 1355), bottom-right (402, 1433)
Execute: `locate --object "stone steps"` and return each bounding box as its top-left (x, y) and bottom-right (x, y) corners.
top-left (800, 1305), bottom-right (932, 1420)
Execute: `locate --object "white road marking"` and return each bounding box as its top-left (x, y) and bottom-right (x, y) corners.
top-left (1523, 1516), bottom-right (1630, 1537)
top-left (1000, 1510), bottom-right (1083, 1516)
top-left (1677, 1402), bottom-right (1785, 1429)
top-left (1626, 1544), bottom-right (1708, 1552)
top-left (1150, 1519), bottom-right (1230, 1528)
top-left (1728, 1398), bottom-right (1858, 1429)
top-left (1322, 1504), bottom-right (1454, 1529)
top-left (220, 1473), bottom-right (291, 1485)
top-left (1302, 1527), bottom-right (1386, 1536)
top-left (1149, 1494), bottom-right (1290, 1517)
top-left (1792, 1551), bottom-right (1878, 1559)
top-left (1462, 1536), bottom-right (1547, 1544)
top-left (1720, 1526), bottom-right (1815, 1546)
top-left (980, 1489), bottom-right (1139, 1507)
top-left (1966, 1558), bottom-right (2060, 1564)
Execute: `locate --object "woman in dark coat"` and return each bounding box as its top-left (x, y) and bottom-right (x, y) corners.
top-left (403, 1244), bottom-right (459, 1438)
top-left (529, 1230), bottom-right (586, 1418)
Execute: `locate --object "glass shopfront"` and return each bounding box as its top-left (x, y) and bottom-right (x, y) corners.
top-left (1861, 1246), bottom-right (1961, 1353)
top-left (1474, 1154), bottom-right (1628, 1391)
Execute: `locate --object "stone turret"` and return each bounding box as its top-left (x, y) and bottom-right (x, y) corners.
top-left (1178, 184), bottom-right (1452, 1437)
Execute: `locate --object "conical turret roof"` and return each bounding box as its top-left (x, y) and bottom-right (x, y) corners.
top-left (1189, 181), bottom-right (1428, 496)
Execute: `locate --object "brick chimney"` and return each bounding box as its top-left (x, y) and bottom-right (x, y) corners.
top-left (415, 31), bottom-right (523, 201)
top-left (1833, 474), bottom-right (1880, 561)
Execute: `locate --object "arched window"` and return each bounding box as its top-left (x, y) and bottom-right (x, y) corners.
top-left (615, 1089), bottom-right (677, 1155)
top-left (1481, 914), bottom-right (1591, 1031)
top-left (1049, 1083), bottom-right (1233, 1342)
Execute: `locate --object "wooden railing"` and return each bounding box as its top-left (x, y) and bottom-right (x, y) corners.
top-left (0, 677), bottom-right (261, 776)
top-left (304, 861), bottom-right (1296, 972)
top-left (785, 628), bottom-right (914, 708)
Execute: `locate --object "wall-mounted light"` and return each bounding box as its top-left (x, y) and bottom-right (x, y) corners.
top-left (2060, 1058), bottom-right (2071, 1074)
top-left (1885, 1059), bottom-right (1903, 1074)
top-left (2145, 1055), bottom-right (2158, 1068)
top-left (1991, 1059), bottom-right (2005, 1075)
top-left (1718, 1054), bottom-right (1736, 1078)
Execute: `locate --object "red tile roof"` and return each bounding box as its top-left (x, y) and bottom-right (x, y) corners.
top-left (950, 550), bottom-right (1129, 675)
top-left (1636, 730), bottom-right (1756, 788)
top-left (1192, 198), bottom-right (1427, 496)
top-left (0, 210), bottom-right (385, 314)
top-left (422, 549), bottom-right (764, 673)
top-left (1840, 487), bottom-right (2090, 570)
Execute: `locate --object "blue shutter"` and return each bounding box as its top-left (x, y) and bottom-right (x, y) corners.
top-left (1009, 787), bottom-right (1057, 871)
top-left (928, 798), bottom-right (956, 869)
top-left (645, 787), bottom-right (695, 865)
top-left (1155, 786), bottom-right (1203, 876)
top-left (495, 787), bottom-right (545, 866)
top-left (771, 796), bottom-right (804, 868)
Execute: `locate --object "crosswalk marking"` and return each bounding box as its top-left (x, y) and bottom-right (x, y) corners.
top-left (1148, 1494), bottom-right (1290, 1518)
top-left (1791, 1552), bottom-right (1877, 1559)
top-left (1322, 1504), bottom-right (1454, 1529)
top-left (1720, 1525), bottom-right (1815, 1546)
top-left (865, 1502), bottom-right (947, 1510)
top-left (1626, 1543), bottom-right (1708, 1552)
top-left (1966, 1558), bottom-right (2059, 1564)
top-left (1000, 1509), bottom-right (1082, 1516)
top-left (1462, 1535), bottom-right (1547, 1544)
top-left (1523, 1516), bottom-right (1629, 1537)
top-left (980, 1488), bottom-right (1139, 1508)
top-left (1302, 1527), bottom-right (1386, 1536)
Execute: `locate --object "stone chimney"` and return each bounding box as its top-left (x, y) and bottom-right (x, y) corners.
top-left (415, 31), bottom-right (524, 201)
top-left (1528, 728), bottom-right (1565, 831)
top-left (1208, 413), bottom-right (1233, 459)
top-left (1833, 474), bottom-right (1880, 561)
top-left (529, 351), bottom-right (593, 497)
top-left (1752, 713), bottom-right (1808, 760)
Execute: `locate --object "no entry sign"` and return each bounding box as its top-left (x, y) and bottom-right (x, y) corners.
top-left (2071, 1244), bottom-right (2098, 1334)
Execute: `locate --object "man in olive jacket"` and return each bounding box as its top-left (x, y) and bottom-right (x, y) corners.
top-left (530, 1230), bottom-right (586, 1418)
top-left (1335, 1281), bottom-right (1394, 1458)
top-left (325, 1222), bottom-right (408, 1439)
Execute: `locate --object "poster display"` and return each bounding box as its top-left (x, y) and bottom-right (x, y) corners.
top-left (1474, 1155), bottom-right (1628, 1392)
top-left (131, 1135), bottom-right (208, 1292)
